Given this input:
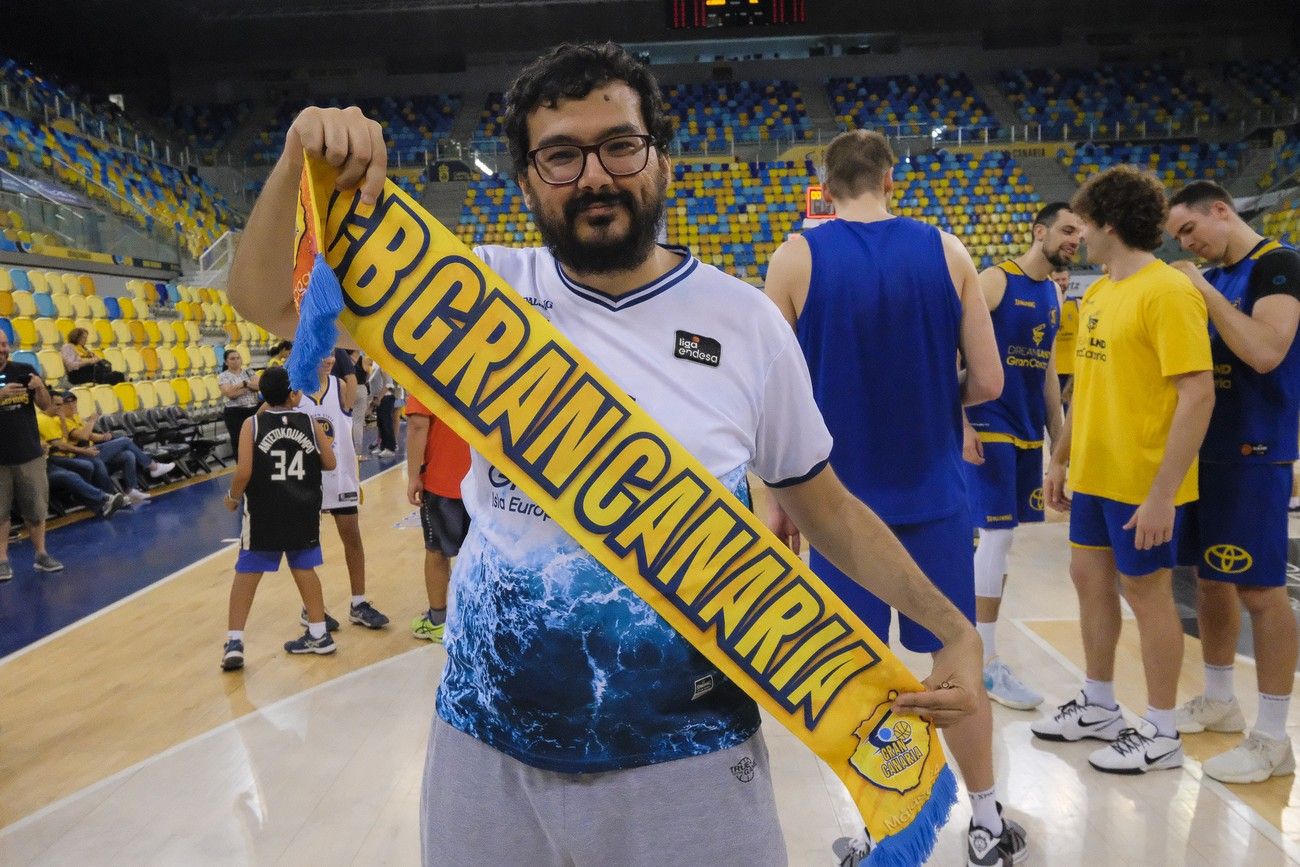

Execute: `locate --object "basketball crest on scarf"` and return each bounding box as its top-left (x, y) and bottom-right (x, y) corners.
top-left (292, 155), bottom-right (956, 866)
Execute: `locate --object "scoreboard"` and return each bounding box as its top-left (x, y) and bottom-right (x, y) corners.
top-left (666, 0), bottom-right (807, 28)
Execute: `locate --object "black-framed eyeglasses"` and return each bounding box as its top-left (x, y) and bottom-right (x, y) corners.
top-left (527, 134), bottom-right (655, 186)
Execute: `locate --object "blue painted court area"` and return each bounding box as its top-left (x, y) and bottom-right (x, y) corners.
top-left (0, 449), bottom-right (405, 659)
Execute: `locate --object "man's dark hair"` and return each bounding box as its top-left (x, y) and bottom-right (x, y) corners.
top-left (1033, 202), bottom-right (1072, 228)
top-left (502, 42), bottom-right (674, 178)
top-left (1169, 180), bottom-right (1236, 213)
top-left (1070, 165), bottom-right (1168, 252)
top-left (259, 365), bottom-right (291, 406)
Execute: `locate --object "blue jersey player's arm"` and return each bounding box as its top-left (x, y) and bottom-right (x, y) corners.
top-left (1169, 253), bottom-right (1300, 374)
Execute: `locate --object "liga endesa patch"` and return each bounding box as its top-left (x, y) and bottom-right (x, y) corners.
top-left (291, 156), bottom-right (956, 866)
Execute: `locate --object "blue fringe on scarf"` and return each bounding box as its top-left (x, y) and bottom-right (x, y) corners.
top-left (287, 252), bottom-right (344, 393)
top-left (867, 764), bottom-right (958, 867)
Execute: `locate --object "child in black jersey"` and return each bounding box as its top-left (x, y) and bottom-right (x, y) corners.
top-left (220, 366), bottom-right (338, 671)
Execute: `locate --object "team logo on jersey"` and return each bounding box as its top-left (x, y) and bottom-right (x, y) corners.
top-left (730, 756), bottom-right (756, 783)
top-left (1240, 442), bottom-right (1269, 457)
top-left (1014, 298), bottom-right (1037, 309)
top-left (849, 691), bottom-right (931, 795)
top-left (1086, 314), bottom-right (1099, 332)
top-left (1049, 308), bottom-right (1058, 327)
top-left (1205, 545), bottom-right (1253, 575)
top-left (674, 331), bottom-right (721, 367)
top-left (316, 417), bottom-right (335, 438)
top-left (1031, 323), bottom-right (1046, 346)
top-left (1029, 488), bottom-right (1045, 511)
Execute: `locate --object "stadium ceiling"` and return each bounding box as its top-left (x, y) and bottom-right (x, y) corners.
top-left (180, 0), bottom-right (623, 20)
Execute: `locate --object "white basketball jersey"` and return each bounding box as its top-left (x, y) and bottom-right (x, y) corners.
top-left (296, 375), bottom-right (360, 509)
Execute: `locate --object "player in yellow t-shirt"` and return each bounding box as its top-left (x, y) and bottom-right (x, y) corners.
top-left (1051, 271), bottom-right (1078, 405)
top-left (1032, 166), bottom-right (1215, 776)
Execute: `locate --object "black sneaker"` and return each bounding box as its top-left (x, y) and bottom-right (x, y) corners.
top-left (349, 600), bottom-right (390, 629)
top-left (284, 629), bottom-right (337, 655)
top-left (299, 608), bottom-right (340, 632)
top-left (221, 639), bottom-right (245, 671)
top-left (99, 492), bottom-right (126, 518)
top-left (968, 804), bottom-right (1027, 866)
top-left (831, 829), bottom-right (871, 866)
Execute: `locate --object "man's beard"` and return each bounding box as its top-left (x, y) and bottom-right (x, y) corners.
top-left (1045, 244), bottom-right (1075, 269)
top-left (533, 178), bottom-right (667, 275)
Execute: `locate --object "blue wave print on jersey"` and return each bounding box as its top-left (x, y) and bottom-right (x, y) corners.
top-left (436, 465), bottom-right (761, 773)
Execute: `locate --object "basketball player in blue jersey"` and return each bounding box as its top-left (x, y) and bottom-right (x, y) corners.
top-left (230, 43), bottom-right (985, 867)
top-left (221, 366), bottom-right (338, 671)
top-left (1165, 181), bottom-right (1300, 783)
top-left (964, 202), bottom-right (1080, 711)
top-left (765, 130), bottom-right (1027, 867)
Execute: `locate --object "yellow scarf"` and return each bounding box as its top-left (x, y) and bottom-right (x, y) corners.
top-left (290, 157), bottom-right (955, 866)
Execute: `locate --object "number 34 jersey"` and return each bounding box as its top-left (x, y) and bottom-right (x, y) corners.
top-left (242, 409), bottom-right (324, 551)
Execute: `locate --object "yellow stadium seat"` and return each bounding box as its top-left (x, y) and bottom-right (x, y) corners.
top-left (52, 294), bottom-right (74, 318)
top-left (0, 270), bottom-right (10, 293)
top-left (11, 290), bottom-right (36, 317)
top-left (79, 275), bottom-right (96, 296)
top-left (172, 377), bottom-right (191, 407)
top-left (126, 280), bottom-right (148, 302)
top-left (111, 319), bottom-right (132, 346)
top-left (224, 322), bottom-right (241, 343)
top-left (95, 384), bottom-right (122, 415)
top-left (158, 321), bottom-right (175, 344)
top-left (0, 292), bottom-right (12, 317)
top-left (128, 320), bottom-right (147, 346)
top-left (172, 345), bottom-right (190, 374)
top-left (199, 345), bottom-right (217, 373)
top-left (141, 346), bottom-right (160, 377)
top-left (120, 347), bottom-right (144, 379)
top-left (187, 375), bottom-right (208, 407)
top-left (184, 321), bottom-right (201, 344)
top-left (143, 320), bottom-right (162, 345)
top-left (203, 374), bottom-right (221, 406)
top-left (93, 318), bottom-right (115, 347)
top-left (54, 317), bottom-right (75, 342)
top-left (182, 345), bottom-right (203, 373)
top-left (100, 345), bottom-right (126, 373)
top-left (235, 343), bottom-right (251, 365)
top-left (155, 346), bottom-right (177, 375)
top-left (171, 321), bottom-right (188, 344)
top-left (27, 272), bottom-right (49, 294)
top-left (111, 382), bottom-right (137, 412)
top-left (154, 379), bottom-right (177, 407)
top-left (87, 295), bottom-right (109, 318)
top-left (33, 317), bottom-right (59, 347)
top-left (71, 385), bottom-right (95, 412)
top-left (117, 297), bottom-right (136, 320)
top-left (134, 381), bottom-right (159, 410)
top-left (61, 273), bottom-right (80, 295)
top-left (37, 348), bottom-right (65, 382)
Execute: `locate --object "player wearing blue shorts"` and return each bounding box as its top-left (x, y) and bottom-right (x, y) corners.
top-left (1166, 181), bottom-right (1300, 783)
top-left (766, 130), bottom-right (1027, 867)
top-left (221, 366), bottom-right (338, 671)
top-left (1033, 167), bottom-right (1214, 775)
top-left (964, 202), bottom-right (1080, 711)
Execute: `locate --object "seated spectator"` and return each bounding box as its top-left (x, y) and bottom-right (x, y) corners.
top-left (46, 452), bottom-right (125, 518)
top-left (266, 340), bottom-right (294, 367)
top-left (61, 328), bottom-right (125, 385)
top-left (38, 392), bottom-right (174, 504)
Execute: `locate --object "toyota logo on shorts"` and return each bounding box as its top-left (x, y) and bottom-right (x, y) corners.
top-left (1204, 544), bottom-right (1253, 575)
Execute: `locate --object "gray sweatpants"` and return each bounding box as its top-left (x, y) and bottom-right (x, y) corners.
top-left (420, 716), bottom-right (788, 866)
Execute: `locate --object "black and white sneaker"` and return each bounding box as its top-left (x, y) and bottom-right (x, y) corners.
top-left (1030, 691), bottom-right (1124, 742)
top-left (284, 629), bottom-right (337, 655)
top-left (1088, 720), bottom-right (1183, 774)
top-left (349, 600), bottom-right (390, 629)
top-left (221, 639), bottom-right (244, 671)
top-left (830, 828), bottom-right (871, 866)
top-left (968, 805), bottom-right (1027, 866)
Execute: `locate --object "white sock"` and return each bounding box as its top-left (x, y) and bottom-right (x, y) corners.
top-left (1255, 693), bottom-right (1291, 742)
top-left (1083, 679), bottom-right (1116, 709)
top-left (1203, 663), bottom-right (1236, 703)
top-left (308, 621), bottom-right (326, 639)
top-left (976, 621), bottom-right (997, 663)
top-left (968, 787), bottom-right (1002, 835)
top-left (1145, 706), bottom-right (1176, 738)
top-left (351, 595), bottom-right (366, 608)
top-left (227, 630), bottom-right (244, 642)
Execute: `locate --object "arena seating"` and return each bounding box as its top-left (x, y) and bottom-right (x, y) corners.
top-left (1000, 65), bottom-right (1226, 136)
top-left (661, 80), bottom-right (811, 151)
top-left (827, 74), bottom-right (999, 140)
top-left (1062, 141), bottom-right (1247, 187)
top-left (249, 94), bottom-right (461, 165)
top-left (1262, 196), bottom-right (1300, 247)
top-left (1258, 131), bottom-right (1300, 190)
top-left (164, 102), bottom-right (253, 164)
top-left (0, 109), bottom-right (238, 259)
top-left (1222, 59), bottom-right (1300, 110)
top-left (894, 150), bottom-right (1040, 271)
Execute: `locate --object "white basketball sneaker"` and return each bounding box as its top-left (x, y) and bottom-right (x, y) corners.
top-left (1031, 691), bottom-right (1125, 742)
top-left (1175, 694), bottom-right (1246, 734)
top-left (1088, 719), bottom-right (1183, 774)
top-left (1202, 731), bottom-right (1296, 784)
